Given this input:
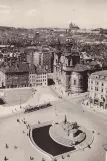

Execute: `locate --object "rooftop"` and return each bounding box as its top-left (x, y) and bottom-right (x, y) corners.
top-left (73, 64), bottom-right (88, 72)
top-left (0, 63), bottom-right (29, 73)
top-left (89, 61), bottom-right (98, 66)
top-left (64, 49), bottom-right (79, 57)
top-left (91, 70), bottom-right (107, 77)
top-left (36, 66), bottom-right (47, 74)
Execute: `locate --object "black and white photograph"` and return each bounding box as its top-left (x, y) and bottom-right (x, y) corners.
top-left (0, 0), bottom-right (107, 161)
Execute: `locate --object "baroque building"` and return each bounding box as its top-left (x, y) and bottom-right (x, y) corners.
top-left (53, 38), bottom-right (88, 93)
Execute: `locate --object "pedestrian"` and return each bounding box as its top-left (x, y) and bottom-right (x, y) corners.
top-left (4, 156), bottom-right (9, 161)
top-left (30, 156), bottom-right (34, 160)
top-left (14, 145), bottom-right (18, 149)
top-left (17, 119), bottom-right (20, 123)
top-left (5, 143), bottom-right (9, 149)
top-left (38, 121), bottom-right (40, 124)
top-left (23, 131), bottom-right (25, 133)
top-left (24, 121), bottom-right (27, 124)
top-left (28, 124), bottom-right (30, 128)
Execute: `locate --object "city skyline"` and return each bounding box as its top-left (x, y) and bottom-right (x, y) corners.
top-left (0, 0), bottom-right (106, 29)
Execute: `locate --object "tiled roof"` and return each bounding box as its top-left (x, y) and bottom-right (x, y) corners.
top-left (73, 64), bottom-right (88, 72)
top-left (64, 49), bottom-right (79, 57)
top-left (1, 63), bottom-right (29, 73)
top-left (29, 64), bottom-right (36, 72)
top-left (103, 61), bottom-right (107, 67)
top-left (89, 61), bottom-right (98, 66)
top-left (91, 70), bottom-right (107, 77)
top-left (36, 66), bottom-right (47, 74)
top-left (42, 48), bottom-right (50, 52)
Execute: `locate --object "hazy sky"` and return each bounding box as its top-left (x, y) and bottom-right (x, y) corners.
top-left (0, 0), bottom-right (106, 29)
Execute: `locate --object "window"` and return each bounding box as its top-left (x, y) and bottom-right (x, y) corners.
top-left (96, 82), bottom-right (99, 85)
top-left (95, 87), bottom-right (98, 91)
top-left (100, 76), bottom-right (104, 79)
top-left (96, 75), bottom-right (99, 79)
top-left (101, 95), bottom-right (103, 99)
top-left (91, 80), bottom-right (93, 84)
top-left (68, 60), bottom-right (70, 66)
top-left (102, 83), bottom-right (104, 86)
top-left (74, 79), bottom-right (76, 85)
top-left (101, 89), bottom-right (103, 92)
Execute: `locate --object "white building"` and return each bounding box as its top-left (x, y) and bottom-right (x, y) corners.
top-left (36, 67), bottom-right (48, 86)
top-left (0, 69), bottom-right (6, 87)
top-left (29, 66), bottom-right (48, 87)
top-left (88, 70), bottom-right (107, 109)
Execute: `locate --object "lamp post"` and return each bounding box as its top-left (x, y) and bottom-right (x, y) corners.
top-left (20, 96), bottom-right (22, 109)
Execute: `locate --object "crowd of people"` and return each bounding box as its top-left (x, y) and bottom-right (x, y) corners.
top-left (3, 116), bottom-right (47, 161)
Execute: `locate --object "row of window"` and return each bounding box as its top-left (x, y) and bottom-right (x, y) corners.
top-left (36, 79), bottom-right (47, 82)
top-left (90, 80), bottom-right (104, 86)
top-left (36, 76), bottom-right (47, 79)
top-left (36, 83), bottom-right (47, 86)
top-left (29, 76), bottom-right (47, 79)
top-left (94, 75), bottom-right (107, 80)
top-left (90, 86), bottom-right (105, 93)
top-left (93, 93), bottom-right (104, 99)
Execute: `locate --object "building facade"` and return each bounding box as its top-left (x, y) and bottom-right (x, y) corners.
top-left (53, 39), bottom-right (88, 93)
top-left (41, 47), bottom-right (53, 73)
top-left (26, 47), bottom-right (53, 73)
top-left (71, 65), bottom-right (88, 93)
top-left (88, 70), bottom-right (107, 109)
top-left (36, 67), bottom-right (48, 86)
top-left (0, 70), bottom-right (6, 87)
top-left (0, 63), bottom-right (29, 88)
top-left (29, 64), bottom-right (36, 87)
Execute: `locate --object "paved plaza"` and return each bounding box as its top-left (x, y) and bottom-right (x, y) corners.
top-left (0, 86), bottom-right (107, 161)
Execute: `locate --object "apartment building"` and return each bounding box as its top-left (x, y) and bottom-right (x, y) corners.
top-left (36, 67), bottom-right (48, 86)
top-left (88, 70), bottom-right (107, 109)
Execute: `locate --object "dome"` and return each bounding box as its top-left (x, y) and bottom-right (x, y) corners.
top-left (73, 64), bottom-right (88, 72)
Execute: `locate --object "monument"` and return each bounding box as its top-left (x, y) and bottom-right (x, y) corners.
top-left (49, 115), bottom-right (86, 147)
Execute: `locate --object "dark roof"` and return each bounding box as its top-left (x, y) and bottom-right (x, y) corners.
top-left (64, 49), bottom-right (79, 57)
top-left (91, 70), bottom-right (107, 77)
top-left (1, 63), bottom-right (29, 73)
top-left (103, 61), bottom-right (107, 67)
top-left (73, 64), bottom-right (88, 72)
top-left (36, 66), bottom-right (47, 75)
top-left (89, 61), bottom-right (98, 66)
top-left (29, 64), bottom-right (36, 72)
top-left (42, 48), bottom-right (50, 52)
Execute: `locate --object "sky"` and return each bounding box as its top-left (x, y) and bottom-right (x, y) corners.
top-left (0, 0), bottom-right (106, 29)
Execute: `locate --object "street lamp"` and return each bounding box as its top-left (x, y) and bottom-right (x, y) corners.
top-left (20, 96), bottom-right (22, 109)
